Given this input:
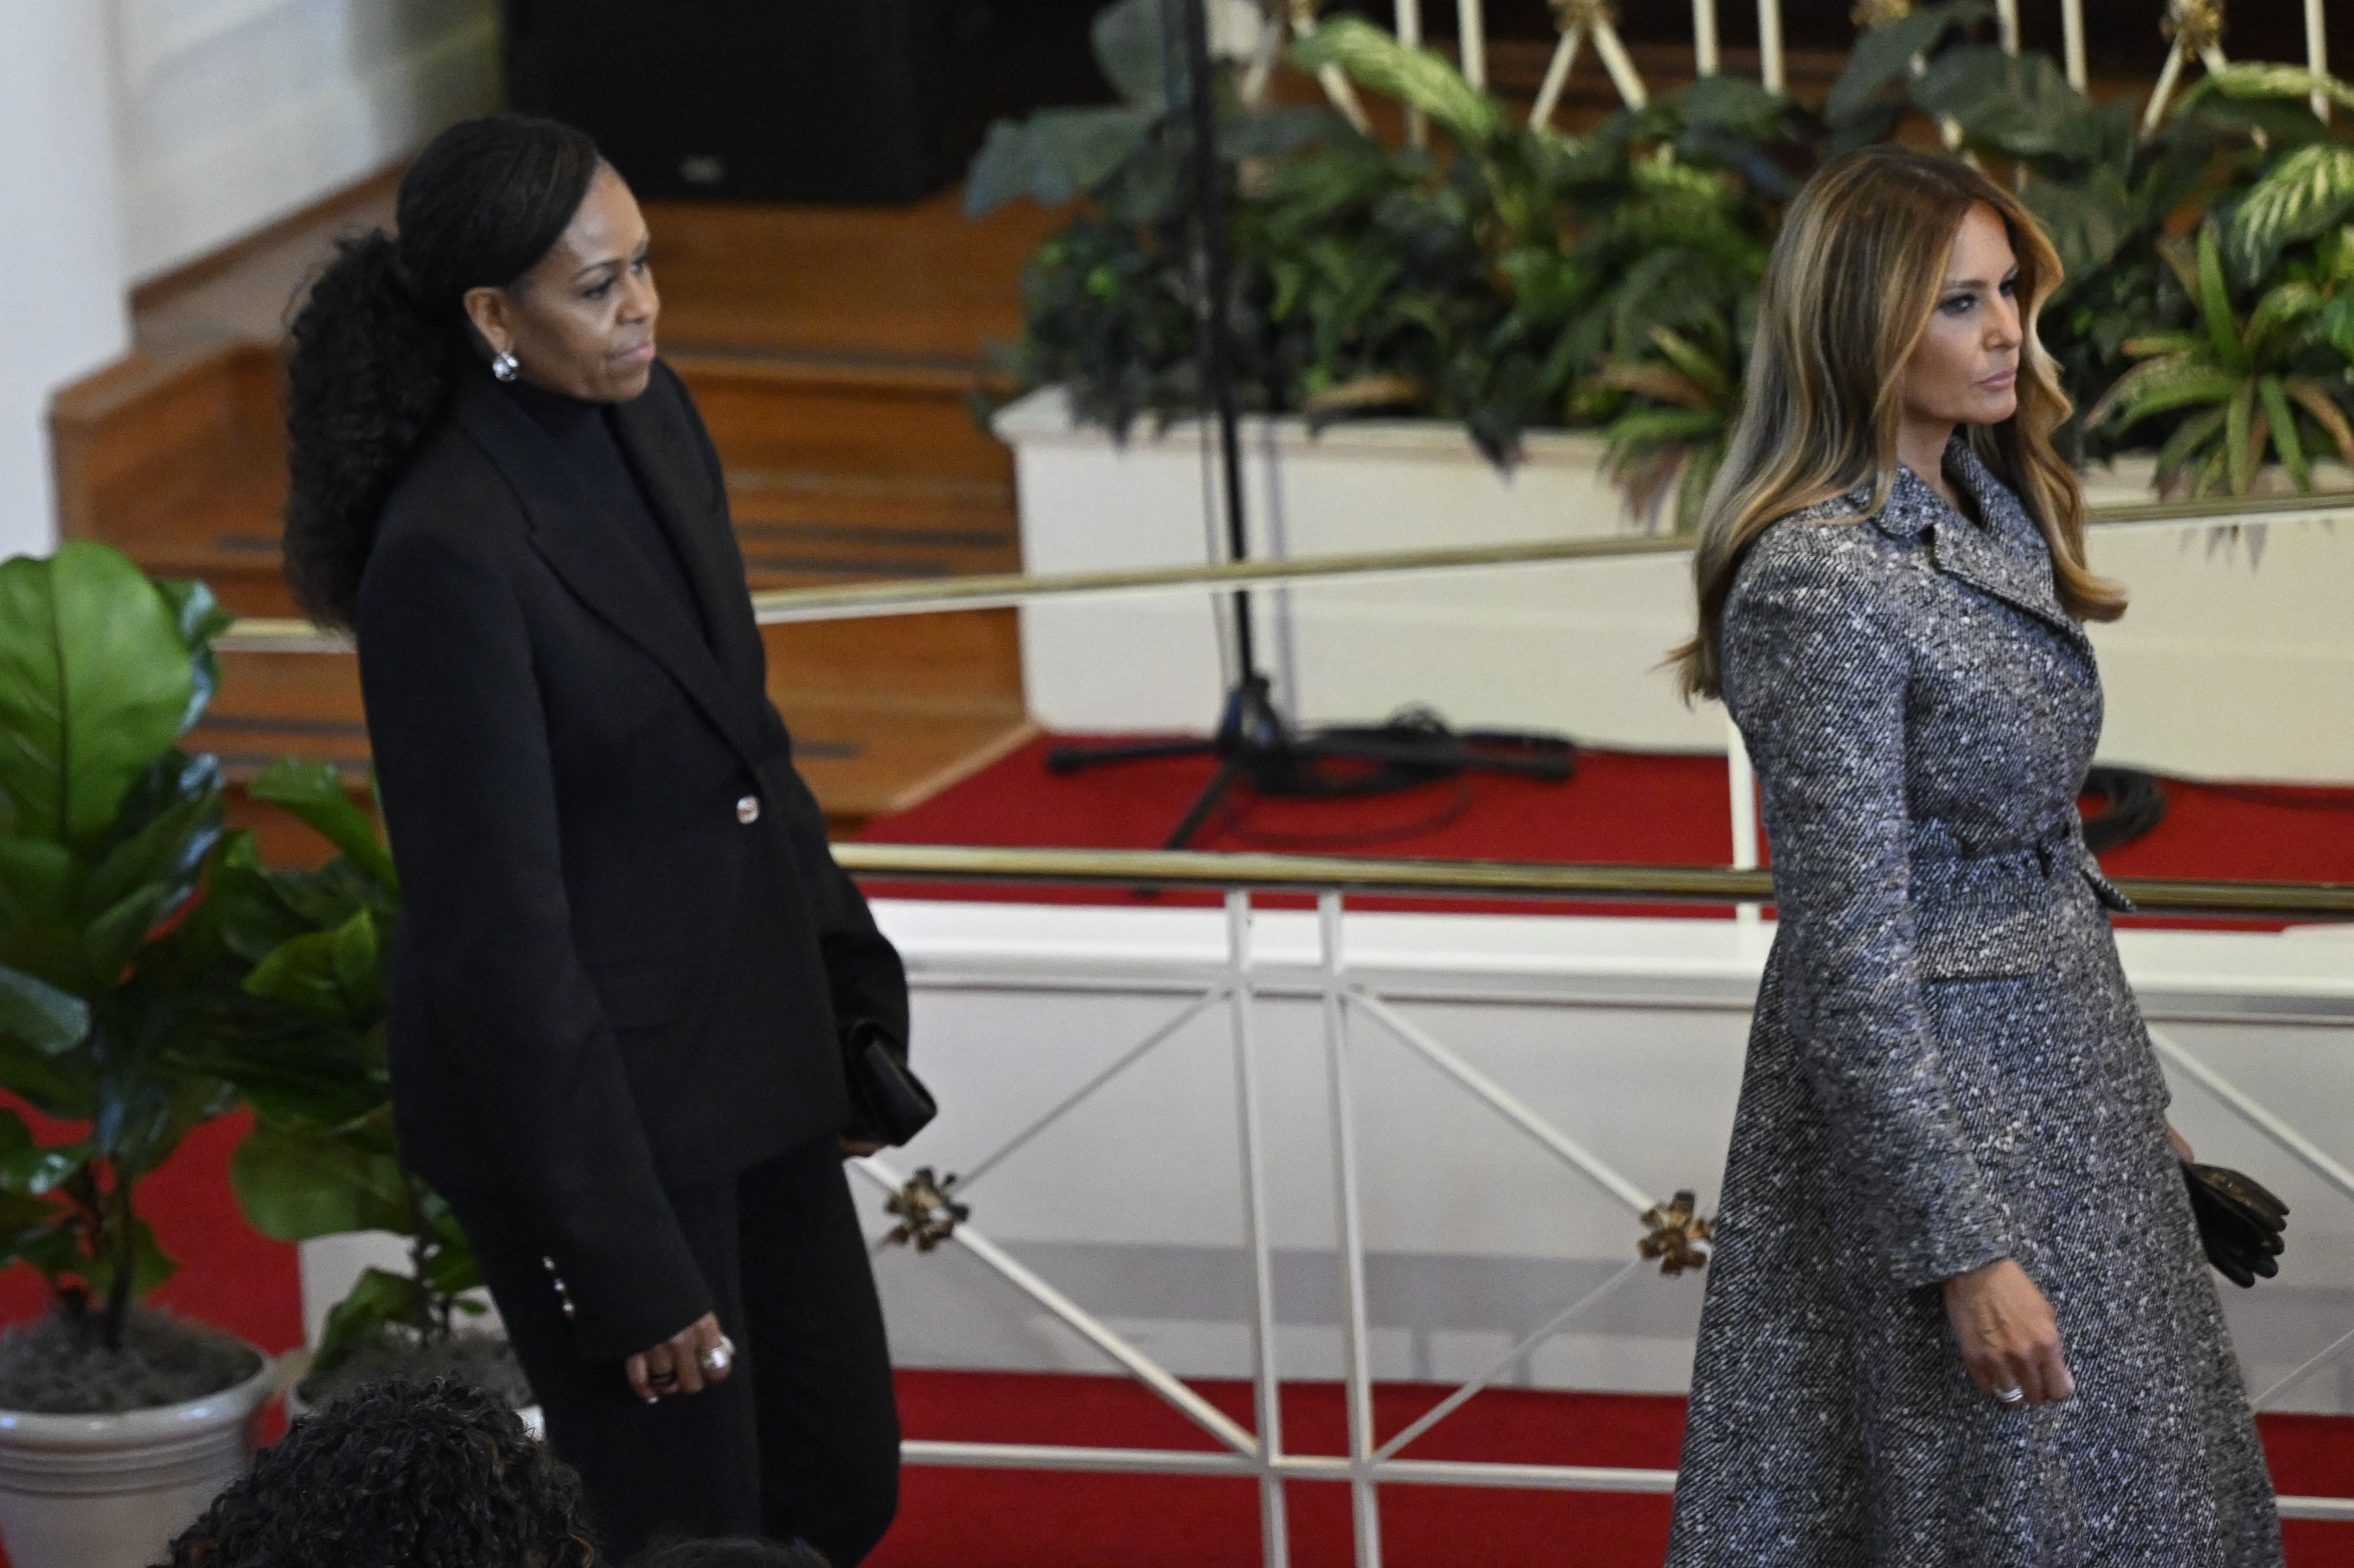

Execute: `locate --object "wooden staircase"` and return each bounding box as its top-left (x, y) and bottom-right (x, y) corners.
top-left (49, 185), bottom-right (1059, 854)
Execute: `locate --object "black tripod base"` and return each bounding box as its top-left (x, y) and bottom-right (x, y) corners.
top-left (1045, 677), bottom-right (1575, 850)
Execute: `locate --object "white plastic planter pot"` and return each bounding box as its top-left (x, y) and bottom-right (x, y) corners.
top-left (0, 1354), bottom-right (276, 1568)
top-left (999, 387), bottom-right (2354, 783)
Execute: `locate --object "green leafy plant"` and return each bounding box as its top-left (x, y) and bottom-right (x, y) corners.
top-left (2087, 223), bottom-right (2354, 497)
top-left (1288, 19), bottom-right (1780, 461)
top-left (0, 542), bottom-right (240, 1354)
top-left (969, 0), bottom-right (1347, 434)
top-left (977, 4), bottom-right (2354, 522)
top-left (198, 759), bottom-right (487, 1380)
top-left (1584, 323), bottom-right (1742, 532)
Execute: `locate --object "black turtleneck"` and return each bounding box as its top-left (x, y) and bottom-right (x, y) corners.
top-left (501, 376), bottom-right (711, 646)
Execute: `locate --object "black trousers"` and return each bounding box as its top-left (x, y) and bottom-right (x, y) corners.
top-left (446, 1137), bottom-right (901, 1563)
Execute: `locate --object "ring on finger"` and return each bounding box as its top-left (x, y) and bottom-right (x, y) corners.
top-left (1994, 1385), bottom-right (2026, 1406)
top-left (699, 1335), bottom-right (737, 1376)
top-left (647, 1367), bottom-right (679, 1390)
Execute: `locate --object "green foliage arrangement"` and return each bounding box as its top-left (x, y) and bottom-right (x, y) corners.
top-left (2088, 223), bottom-right (2354, 496)
top-left (976, 0), bottom-right (2354, 526)
top-left (200, 759), bottom-right (487, 1383)
top-left (966, 0), bottom-right (1345, 432)
top-left (0, 542), bottom-right (240, 1355)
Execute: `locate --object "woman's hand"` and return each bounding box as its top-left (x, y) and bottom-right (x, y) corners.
top-left (2169, 1123), bottom-right (2195, 1162)
top-left (1943, 1257), bottom-right (2073, 1407)
top-left (625, 1311), bottom-right (733, 1402)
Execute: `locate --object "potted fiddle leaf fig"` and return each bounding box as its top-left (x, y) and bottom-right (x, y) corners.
top-left (0, 542), bottom-right (275, 1568)
top-left (201, 760), bottom-right (531, 1420)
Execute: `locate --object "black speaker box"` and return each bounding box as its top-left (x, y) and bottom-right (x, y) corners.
top-left (502, 1), bottom-right (1114, 206)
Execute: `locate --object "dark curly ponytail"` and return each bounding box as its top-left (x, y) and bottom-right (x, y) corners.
top-left (283, 114), bottom-right (603, 628)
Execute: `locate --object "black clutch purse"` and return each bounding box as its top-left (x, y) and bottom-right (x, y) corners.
top-left (840, 1017), bottom-right (937, 1147)
top-left (2183, 1161), bottom-right (2288, 1287)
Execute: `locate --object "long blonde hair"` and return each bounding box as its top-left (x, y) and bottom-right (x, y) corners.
top-left (1672, 147), bottom-right (2124, 700)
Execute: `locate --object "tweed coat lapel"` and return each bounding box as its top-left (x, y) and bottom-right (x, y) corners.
top-left (1869, 445), bottom-right (2092, 658)
top-left (452, 374), bottom-right (776, 776)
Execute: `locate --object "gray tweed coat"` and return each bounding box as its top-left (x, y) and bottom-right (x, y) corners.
top-left (1664, 441), bottom-right (2281, 1566)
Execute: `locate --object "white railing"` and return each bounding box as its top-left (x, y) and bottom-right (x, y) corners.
top-left (852, 885), bottom-right (1719, 1568)
top-left (1278, 1), bottom-right (2335, 128)
top-left (838, 860), bottom-right (2354, 1566)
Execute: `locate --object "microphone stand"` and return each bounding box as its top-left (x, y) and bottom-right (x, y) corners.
top-left (1045, 0), bottom-right (1572, 849)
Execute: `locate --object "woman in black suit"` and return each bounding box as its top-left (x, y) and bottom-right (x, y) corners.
top-left (281, 115), bottom-right (906, 1563)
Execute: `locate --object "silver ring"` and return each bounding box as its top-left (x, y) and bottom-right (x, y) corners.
top-left (699, 1335), bottom-right (736, 1375)
top-left (1995, 1386), bottom-right (2026, 1406)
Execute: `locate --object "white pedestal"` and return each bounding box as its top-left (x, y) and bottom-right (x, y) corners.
top-left (1000, 389), bottom-right (2354, 783)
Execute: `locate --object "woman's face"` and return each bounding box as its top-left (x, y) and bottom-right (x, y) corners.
top-left (1902, 202), bottom-right (2022, 432)
top-left (463, 164), bottom-right (659, 403)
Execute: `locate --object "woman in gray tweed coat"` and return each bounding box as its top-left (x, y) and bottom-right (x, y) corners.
top-left (1664, 149), bottom-right (2281, 1565)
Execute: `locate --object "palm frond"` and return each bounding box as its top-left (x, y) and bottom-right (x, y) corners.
top-left (1601, 406), bottom-right (1727, 452)
top-left (2154, 405), bottom-right (2228, 490)
top-left (2180, 65), bottom-right (2354, 119)
top-left (1628, 156), bottom-right (1733, 209)
top-left (1608, 444), bottom-right (1687, 529)
top-left (1299, 374), bottom-right (1427, 415)
top-left (2228, 144), bottom-right (2354, 282)
top-left (2257, 376), bottom-right (2310, 489)
top-left (2245, 281), bottom-right (2326, 359)
top-left (2085, 355), bottom-right (2240, 432)
top-left (1674, 438), bottom-right (1729, 534)
top-left (2120, 332), bottom-right (2203, 359)
top-left (1646, 326), bottom-right (1734, 404)
top-left (1291, 18), bottom-right (1505, 150)
top-left (2225, 378), bottom-right (2257, 493)
top-left (2193, 441), bottom-right (2228, 500)
top-left (2281, 377), bottom-right (2354, 466)
top-left (2196, 228), bottom-right (2248, 374)
top-left (1587, 362), bottom-right (1712, 410)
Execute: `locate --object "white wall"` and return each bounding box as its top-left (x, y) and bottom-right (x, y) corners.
top-left (110, 0), bottom-right (500, 282)
top-left (0, 2), bottom-right (132, 560)
top-left (0, 0), bottom-right (498, 559)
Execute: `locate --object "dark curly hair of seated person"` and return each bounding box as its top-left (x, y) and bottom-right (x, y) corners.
top-left (154, 1375), bottom-right (598, 1568)
top-left (631, 1535), bottom-right (831, 1568)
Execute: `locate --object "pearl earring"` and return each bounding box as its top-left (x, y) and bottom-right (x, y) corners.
top-left (491, 350), bottom-right (520, 383)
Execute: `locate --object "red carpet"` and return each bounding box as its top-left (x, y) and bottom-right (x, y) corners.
top-left (0, 1146), bottom-right (2346, 1563)
top-left (857, 735), bottom-right (2354, 922)
top-left (874, 1371), bottom-right (2354, 1567)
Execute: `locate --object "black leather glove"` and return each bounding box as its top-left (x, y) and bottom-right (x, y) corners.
top-left (2183, 1161), bottom-right (2289, 1288)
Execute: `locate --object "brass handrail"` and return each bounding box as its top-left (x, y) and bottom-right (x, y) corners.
top-left (209, 489), bottom-right (2354, 652)
top-left (829, 843), bottom-right (2354, 920)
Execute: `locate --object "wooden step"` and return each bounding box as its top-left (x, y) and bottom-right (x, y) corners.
top-left (196, 652), bottom-right (369, 780)
top-left (54, 185), bottom-right (1049, 827)
top-left (56, 347), bottom-right (1021, 602)
top-left (640, 192), bottom-right (1057, 364)
top-left (677, 350), bottom-right (1018, 587)
top-left (200, 612), bottom-right (1030, 833)
top-left (49, 342), bottom-right (295, 614)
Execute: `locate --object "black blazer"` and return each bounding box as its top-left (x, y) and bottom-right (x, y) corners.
top-left (356, 360), bottom-right (907, 1361)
